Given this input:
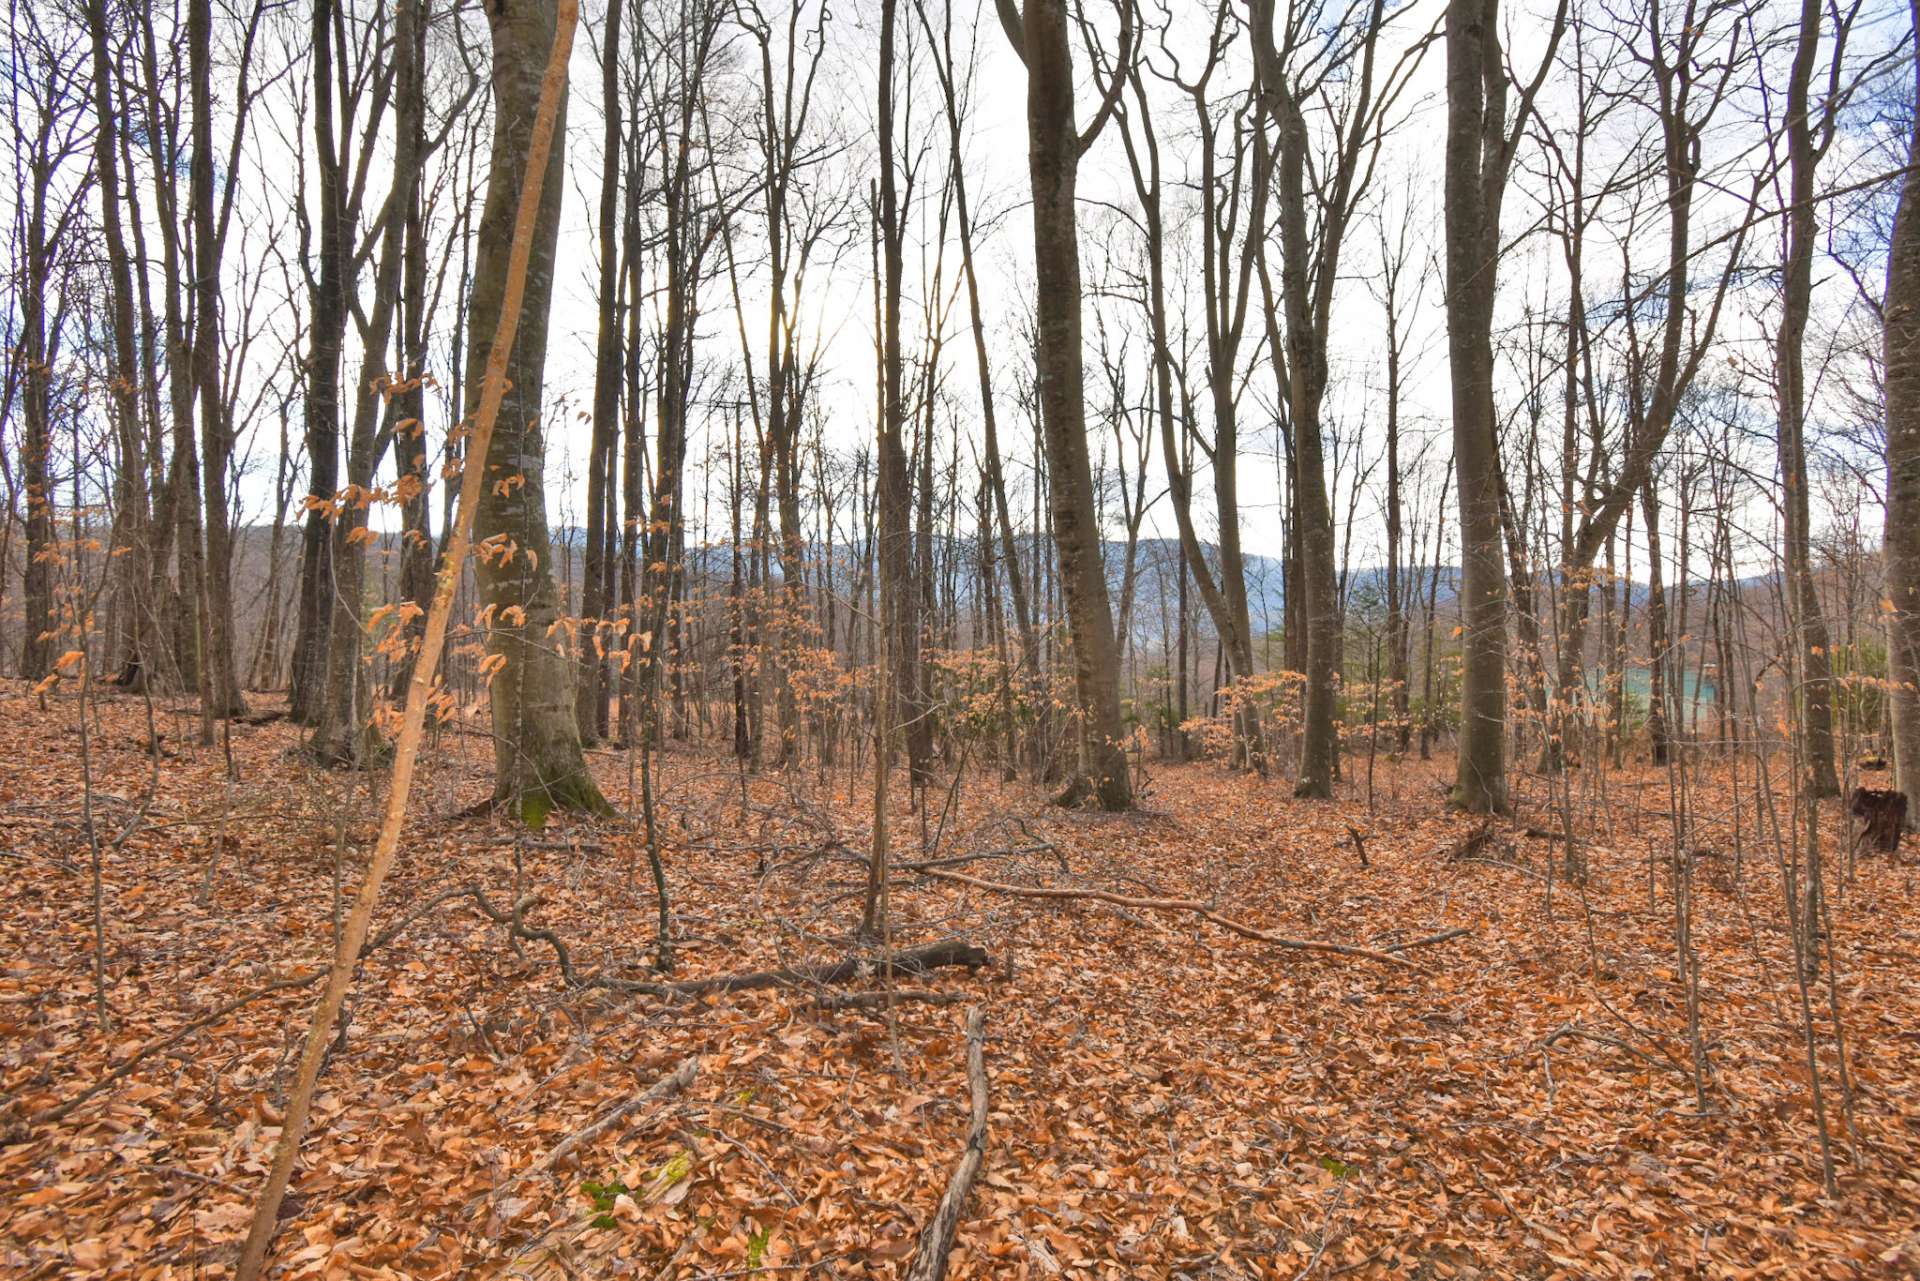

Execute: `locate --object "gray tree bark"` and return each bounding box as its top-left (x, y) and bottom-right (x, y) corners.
top-left (1777, 0), bottom-right (1845, 797)
top-left (467, 0), bottom-right (607, 815)
top-left (997, 0), bottom-right (1134, 810)
top-left (1884, 0), bottom-right (1920, 806)
top-left (1439, 0), bottom-right (1564, 811)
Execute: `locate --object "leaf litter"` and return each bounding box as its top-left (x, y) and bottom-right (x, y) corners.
top-left (1, 688), bottom-right (1917, 1279)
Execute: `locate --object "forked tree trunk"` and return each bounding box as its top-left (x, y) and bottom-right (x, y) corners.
top-left (387, 18), bottom-right (435, 704)
top-left (314, 0), bottom-right (424, 764)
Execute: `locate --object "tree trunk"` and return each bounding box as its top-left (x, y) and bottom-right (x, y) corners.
top-left (1883, 2), bottom-right (1920, 808)
top-left (467, 0), bottom-right (606, 815)
top-left (292, 0), bottom-right (346, 724)
top-left (18, 138), bottom-right (55, 682)
top-left (188, 0), bottom-right (247, 722)
top-left (85, 0), bottom-right (155, 686)
top-left (1442, 0), bottom-right (1514, 813)
top-left (876, 0), bottom-right (931, 789)
top-left (387, 10), bottom-right (435, 702)
top-left (1777, 0), bottom-right (1842, 797)
top-left (578, 0), bottom-right (624, 745)
top-left (1643, 479), bottom-right (1670, 766)
top-left (1003, 0), bottom-right (1132, 809)
top-left (314, 0), bottom-right (425, 763)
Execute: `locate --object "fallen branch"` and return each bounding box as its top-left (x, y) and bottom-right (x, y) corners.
top-left (1439, 822), bottom-right (1495, 862)
top-left (594, 938), bottom-right (993, 998)
top-left (24, 973), bottom-right (322, 1129)
top-left (914, 868), bottom-right (1413, 968)
top-left (410, 883), bottom-right (993, 1001)
top-left (1454, 857), bottom-right (1550, 885)
top-left (898, 841), bottom-right (1066, 876)
top-left (1540, 1021), bottom-right (1687, 1075)
top-left (520, 1057), bottom-right (697, 1182)
top-left (905, 1007), bottom-right (989, 1281)
top-left (29, 881), bottom-right (509, 1129)
top-left (1380, 927), bottom-right (1473, 954)
top-left (812, 988), bottom-right (965, 1011)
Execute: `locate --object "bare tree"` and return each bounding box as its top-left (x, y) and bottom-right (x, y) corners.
top-left (1772, 0), bottom-right (1872, 797)
top-left (1252, 0), bottom-right (1427, 797)
top-left (996, 0), bottom-right (1135, 810)
top-left (1884, 0), bottom-right (1920, 804)
top-left (467, 0), bottom-right (607, 813)
top-left (1440, 0), bottom-right (1565, 812)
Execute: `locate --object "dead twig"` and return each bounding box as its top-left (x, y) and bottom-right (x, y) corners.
top-left (1439, 821), bottom-right (1495, 861)
top-left (1345, 825), bottom-right (1369, 869)
top-left (1540, 1021), bottom-right (1688, 1076)
top-left (518, 1057), bottom-right (698, 1184)
top-left (905, 1007), bottom-right (989, 1281)
top-left (812, 988), bottom-right (965, 1011)
top-left (1380, 926), bottom-right (1473, 954)
top-left (914, 868), bottom-right (1414, 968)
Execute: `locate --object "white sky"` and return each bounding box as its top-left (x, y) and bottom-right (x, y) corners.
top-left (9, 0), bottom-right (1915, 586)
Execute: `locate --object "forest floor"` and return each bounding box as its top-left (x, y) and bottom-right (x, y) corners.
top-left (1, 684), bottom-right (1918, 1280)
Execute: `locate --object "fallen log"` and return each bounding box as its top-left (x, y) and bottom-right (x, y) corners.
top-left (905, 1007), bottom-right (989, 1281)
top-left (427, 885), bottom-right (994, 1000)
top-left (914, 868), bottom-right (1412, 968)
top-left (591, 938), bottom-right (995, 998)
